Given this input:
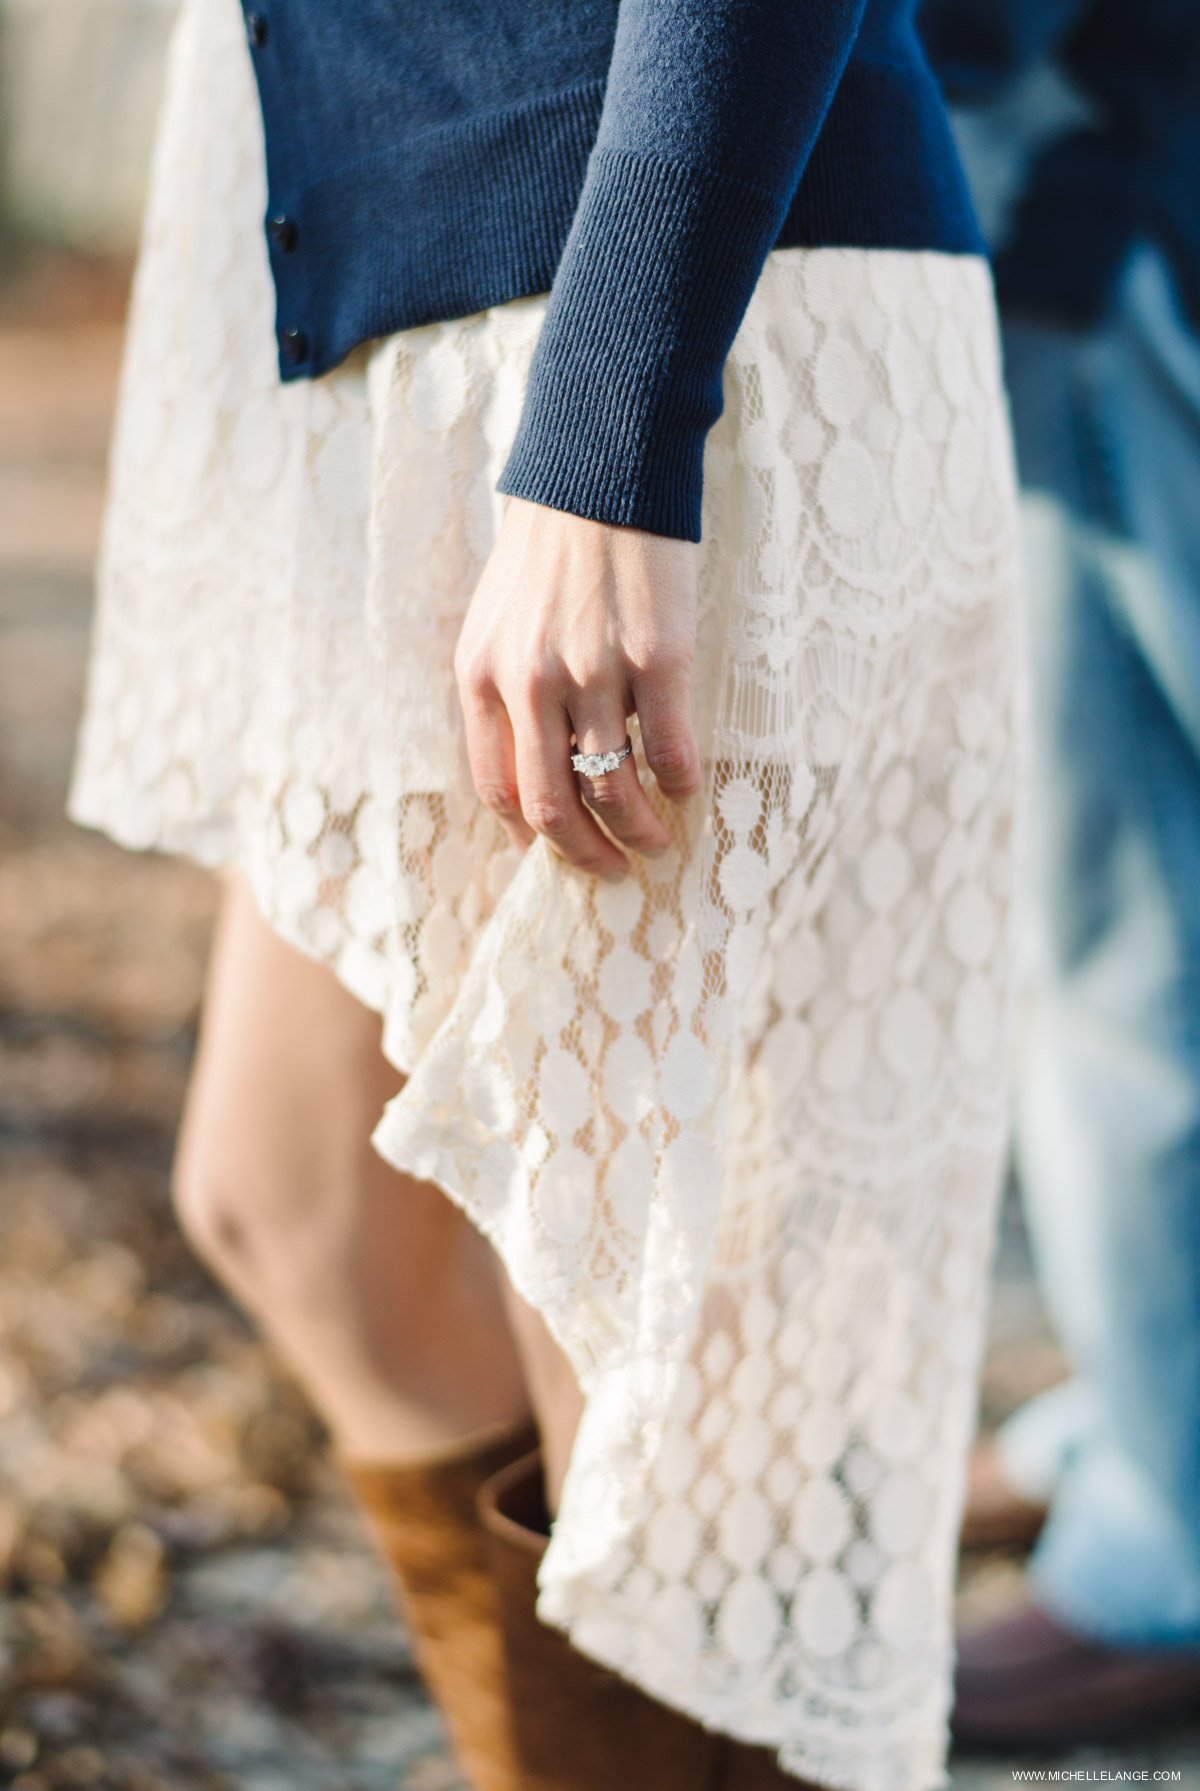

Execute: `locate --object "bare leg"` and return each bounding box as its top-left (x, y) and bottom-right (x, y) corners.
top-left (499, 1282), bottom-right (585, 1514)
top-left (173, 868), bottom-right (535, 1460)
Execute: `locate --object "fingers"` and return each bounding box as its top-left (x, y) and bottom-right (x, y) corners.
top-left (459, 657), bottom-right (700, 876)
top-left (569, 694), bottom-right (671, 857)
top-left (510, 691), bottom-right (631, 881)
top-left (457, 656), bottom-right (627, 876)
top-left (454, 512), bottom-right (702, 880)
top-left (632, 657), bottom-right (702, 805)
top-left (457, 679), bottom-right (536, 853)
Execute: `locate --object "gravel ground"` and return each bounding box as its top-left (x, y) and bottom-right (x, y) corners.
top-left (1, 253), bottom-right (1196, 1791)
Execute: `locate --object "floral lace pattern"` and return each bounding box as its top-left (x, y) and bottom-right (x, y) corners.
top-left (67, 0), bottom-right (1028, 1785)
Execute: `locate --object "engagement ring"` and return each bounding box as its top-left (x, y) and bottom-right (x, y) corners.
top-left (571, 737), bottom-right (633, 778)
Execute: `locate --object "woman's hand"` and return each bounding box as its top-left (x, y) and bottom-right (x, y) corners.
top-left (454, 496), bottom-right (702, 881)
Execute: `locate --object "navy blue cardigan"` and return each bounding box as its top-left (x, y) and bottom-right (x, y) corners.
top-left (244, 0), bottom-right (985, 541)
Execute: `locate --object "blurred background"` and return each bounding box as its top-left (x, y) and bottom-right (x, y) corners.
top-left (0, 3), bottom-right (1196, 1788)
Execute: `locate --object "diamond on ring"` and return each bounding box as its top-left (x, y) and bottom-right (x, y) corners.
top-left (571, 738), bottom-right (632, 777)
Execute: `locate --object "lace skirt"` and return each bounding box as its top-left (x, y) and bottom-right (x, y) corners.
top-left (67, 0), bottom-right (1027, 1783)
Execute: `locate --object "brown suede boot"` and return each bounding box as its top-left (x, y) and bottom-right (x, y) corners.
top-left (478, 1447), bottom-right (818, 1791)
top-left (341, 1415), bottom-right (539, 1791)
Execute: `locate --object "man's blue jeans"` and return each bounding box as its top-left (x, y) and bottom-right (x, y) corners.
top-left (996, 242), bottom-right (1200, 1652)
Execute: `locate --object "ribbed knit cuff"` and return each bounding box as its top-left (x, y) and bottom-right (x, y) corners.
top-left (496, 148), bottom-right (787, 542)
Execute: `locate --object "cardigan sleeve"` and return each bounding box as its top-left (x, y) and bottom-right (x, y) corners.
top-left (494, 0), bottom-right (869, 542)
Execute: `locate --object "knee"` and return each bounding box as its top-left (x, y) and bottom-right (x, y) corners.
top-left (169, 1102), bottom-right (428, 1309)
top-left (169, 1100), bottom-right (344, 1295)
top-left (170, 1132), bottom-right (263, 1285)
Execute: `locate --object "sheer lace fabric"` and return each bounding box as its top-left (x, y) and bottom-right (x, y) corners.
top-left (67, 0), bottom-right (1028, 1784)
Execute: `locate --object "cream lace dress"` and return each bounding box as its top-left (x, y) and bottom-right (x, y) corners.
top-left (67, 0), bottom-right (1028, 1784)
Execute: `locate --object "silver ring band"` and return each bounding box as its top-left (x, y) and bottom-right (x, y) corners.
top-left (571, 736), bottom-right (633, 778)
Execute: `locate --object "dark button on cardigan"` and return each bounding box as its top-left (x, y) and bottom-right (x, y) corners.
top-left (243, 0), bottom-right (986, 541)
top-left (279, 326), bottom-right (309, 367)
top-left (268, 214), bottom-right (298, 253)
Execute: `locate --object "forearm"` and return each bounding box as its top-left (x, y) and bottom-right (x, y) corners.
top-left (497, 0), bottom-right (869, 541)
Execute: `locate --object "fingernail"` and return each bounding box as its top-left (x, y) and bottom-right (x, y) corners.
top-left (601, 864), bottom-right (629, 883)
top-left (644, 841), bottom-right (671, 858)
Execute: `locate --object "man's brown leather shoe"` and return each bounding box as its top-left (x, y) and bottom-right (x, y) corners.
top-left (958, 1438), bottom-right (1049, 1552)
top-left (953, 1587), bottom-right (1200, 1750)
